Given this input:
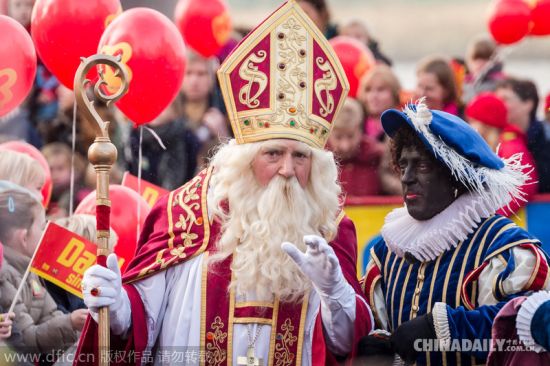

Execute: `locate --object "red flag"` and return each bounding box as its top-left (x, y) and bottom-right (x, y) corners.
top-left (30, 223), bottom-right (99, 298)
top-left (121, 172), bottom-right (168, 208)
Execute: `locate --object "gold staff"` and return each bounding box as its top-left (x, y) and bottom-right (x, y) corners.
top-left (74, 54), bottom-right (129, 366)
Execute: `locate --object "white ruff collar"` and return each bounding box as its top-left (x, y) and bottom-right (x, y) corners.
top-left (381, 192), bottom-right (495, 262)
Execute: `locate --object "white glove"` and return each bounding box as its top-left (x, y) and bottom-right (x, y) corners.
top-left (282, 235), bottom-right (357, 354)
top-left (82, 253), bottom-right (131, 335)
top-left (282, 235), bottom-right (349, 301)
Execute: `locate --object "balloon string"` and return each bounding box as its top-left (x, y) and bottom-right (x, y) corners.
top-left (143, 126), bottom-right (167, 150)
top-left (137, 126), bottom-right (143, 244)
top-left (135, 126), bottom-right (165, 244)
top-left (69, 98), bottom-right (77, 216)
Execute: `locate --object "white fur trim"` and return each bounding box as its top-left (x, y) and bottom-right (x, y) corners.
top-left (432, 302), bottom-right (451, 352)
top-left (404, 99), bottom-right (528, 215)
top-left (516, 291), bottom-right (550, 353)
top-left (382, 192), bottom-right (494, 261)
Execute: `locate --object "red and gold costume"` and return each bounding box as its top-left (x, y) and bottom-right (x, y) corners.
top-left (77, 168), bottom-right (372, 365)
top-left (75, 1), bottom-right (372, 364)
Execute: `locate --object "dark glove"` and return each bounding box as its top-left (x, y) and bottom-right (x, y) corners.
top-left (357, 330), bottom-right (395, 357)
top-left (391, 313), bottom-right (436, 364)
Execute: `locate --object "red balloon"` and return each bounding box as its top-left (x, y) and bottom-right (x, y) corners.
top-left (487, 0), bottom-right (531, 45)
top-left (530, 0), bottom-right (550, 36)
top-left (0, 16), bottom-right (36, 117)
top-left (98, 8), bottom-right (187, 125)
top-left (329, 36), bottom-right (375, 98)
top-left (31, 0), bottom-right (122, 89)
top-left (175, 0), bottom-right (232, 58)
top-left (75, 185), bottom-right (150, 273)
top-left (0, 140), bottom-right (52, 208)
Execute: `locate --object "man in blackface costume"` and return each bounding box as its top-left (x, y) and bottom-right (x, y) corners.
top-left (75, 1), bottom-right (373, 365)
top-left (360, 100), bottom-right (550, 365)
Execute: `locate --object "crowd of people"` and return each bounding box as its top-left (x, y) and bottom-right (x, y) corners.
top-left (2, 0), bottom-right (550, 215)
top-left (1, 0), bottom-right (550, 365)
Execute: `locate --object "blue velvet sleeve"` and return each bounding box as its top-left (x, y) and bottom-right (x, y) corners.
top-left (446, 302), bottom-right (507, 359)
top-left (531, 300), bottom-right (550, 351)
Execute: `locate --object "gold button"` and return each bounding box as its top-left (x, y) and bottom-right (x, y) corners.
top-left (412, 305), bottom-right (419, 311)
top-left (415, 288), bottom-right (421, 295)
top-left (418, 275), bottom-right (425, 280)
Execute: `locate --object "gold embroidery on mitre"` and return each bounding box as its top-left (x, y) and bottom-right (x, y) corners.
top-left (239, 51), bottom-right (268, 108)
top-left (217, 0), bottom-right (349, 149)
top-left (315, 57), bottom-right (337, 117)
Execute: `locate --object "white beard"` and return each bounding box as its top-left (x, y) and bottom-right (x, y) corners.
top-left (213, 176), bottom-right (317, 303)
top-left (207, 140), bottom-right (342, 303)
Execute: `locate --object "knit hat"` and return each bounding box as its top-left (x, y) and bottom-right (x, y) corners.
top-left (465, 92), bottom-right (508, 129)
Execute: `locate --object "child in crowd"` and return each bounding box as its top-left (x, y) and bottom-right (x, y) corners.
top-left (327, 98), bottom-right (384, 197)
top-left (0, 186), bottom-right (87, 354)
top-left (41, 143), bottom-right (88, 218)
top-left (0, 150), bottom-right (45, 200)
top-left (179, 51), bottom-right (228, 168)
top-left (339, 19), bottom-right (392, 66)
top-left (466, 92), bottom-right (538, 213)
top-left (357, 65), bottom-right (403, 195)
top-left (462, 35), bottom-right (505, 103)
top-left (415, 55), bottom-right (460, 115)
top-left (358, 65), bottom-right (402, 141)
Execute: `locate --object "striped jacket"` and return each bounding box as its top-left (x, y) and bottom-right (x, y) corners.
top-left (363, 215), bottom-right (550, 366)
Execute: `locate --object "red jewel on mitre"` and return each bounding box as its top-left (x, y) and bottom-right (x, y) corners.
top-left (217, 0), bottom-right (349, 149)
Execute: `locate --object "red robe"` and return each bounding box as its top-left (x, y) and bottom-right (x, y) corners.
top-left (75, 168), bottom-right (372, 365)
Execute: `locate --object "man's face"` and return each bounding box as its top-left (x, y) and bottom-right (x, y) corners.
top-left (398, 145), bottom-right (456, 221)
top-left (252, 139), bottom-right (312, 188)
top-left (328, 126), bottom-right (361, 160)
top-left (181, 60), bottom-right (213, 102)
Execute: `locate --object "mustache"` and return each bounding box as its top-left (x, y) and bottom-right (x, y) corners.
top-left (266, 176), bottom-right (303, 200)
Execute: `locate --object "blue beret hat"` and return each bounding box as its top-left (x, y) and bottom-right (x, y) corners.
top-left (381, 106), bottom-right (504, 170)
top-left (379, 100), bottom-right (528, 214)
